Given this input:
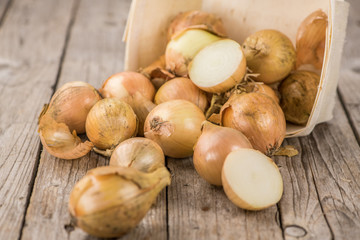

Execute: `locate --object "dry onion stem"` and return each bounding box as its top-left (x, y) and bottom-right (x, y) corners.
top-left (69, 166), bottom-right (171, 238)
top-left (38, 114), bottom-right (93, 160)
top-left (167, 10), bottom-right (227, 41)
top-left (296, 10), bottom-right (328, 69)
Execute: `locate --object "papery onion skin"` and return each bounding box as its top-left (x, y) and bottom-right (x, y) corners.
top-left (220, 92), bottom-right (286, 155)
top-left (193, 121), bottom-right (252, 186)
top-left (167, 10), bottom-right (227, 41)
top-left (85, 98), bottom-right (137, 150)
top-left (110, 137), bottom-right (165, 173)
top-left (247, 82), bottom-right (279, 104)
top-left (144, 100), bottom-right (206, 158)
top-left (141, 55), bottom-right (175, 90)
top-left (155, 77), bottom-right (208, 112)
top-left (69, 166), bottom-right (171, 238)
top-left (38, 114), bottom-right (93, 160)
top-left (99, 71), bottom-right (155, 101)
top-left (45, 81), bottom-right (101, 134)
top-left (165, 29), bottom-right (221, 77)
top-left (242, 29), bottom-right (296, 84)
top-left (296, 10), bottom-right (327, 69)
top-left (279, 70), bottom-right (320, 125)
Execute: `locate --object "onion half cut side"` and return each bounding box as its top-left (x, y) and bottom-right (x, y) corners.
top-left (189, 39), bottom-right (246, 93)
top-left (222, 148), bottom-right (283, 210)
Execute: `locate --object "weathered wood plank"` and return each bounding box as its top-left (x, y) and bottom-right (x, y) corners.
top-left (167, 157), bottom-right (283, 240)
top-left (21, 1), bottom-right (167, 239)
top-left (337, 0), bottom-right (360, 142)
top-left (303, 98), bottom-right (360, 239)
top-left (0, 0), bottom-right (76, 239)
top-left (0, 0), bottom-right (11, 24)
top-left (275, 138), bottom-right (332, 240)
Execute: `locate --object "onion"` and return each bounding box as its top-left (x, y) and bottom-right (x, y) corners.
top-left (193, 121), bottom-right (252, 186)
top-left (167, 10), bottom-right (227, 41)
top-left (242, 29), bottom-right (296, 84)
top-left (155, 77), bottom-right (208, 112)
top-left (220, 92), bottom-right (286, 155)
top-left (110, 138), bottom-right (165, 173)
top-left (99, 71), bottom-right (155, 101)
top-left (165, 29), bottom-right (221, 76)
top-left (44, 81), bottom-right (101, 134)
top-left (296, 10), bottom-right (327, 69)
top-left (85, 98), bottom-right (137, 151)
top-left (69, 165), bottom-right (171, 238)
top-left (38, 114), bottom-right (93, 160)
top-left (246, 82), bottom-right (279, 104)
top-left (189, 39), bottom-right (247, 93)
top-left (144, 100), bottom-right (205, 158)
top-left (279, 70), bottom-right (320, 125)
top-left (222, 148), bottom-right (283, 210)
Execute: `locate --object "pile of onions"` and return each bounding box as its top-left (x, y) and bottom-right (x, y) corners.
top-left (220, 92), bottom-right (286, 155)
top-left (155, 77), bottom-right (208, 112)
top-left (193, 121), bottom-right (252, 186)
top-left (144, 99), bottom-right (205, 158)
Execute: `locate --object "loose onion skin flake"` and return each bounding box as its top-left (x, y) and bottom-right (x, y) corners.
top-left (242, 29), bottom-right (296, 84)
top-left (220, 92), bottom-right (286, 155)
top-left (189, 39), bottom-right (246, 93)
top-left (193, 121), bottom-right (252, 186)
top-left (279, 70), bottom-right (320, 125)
top-left (155, 77), bottom-right (208, 112)
top-left (144, 100), bottom-right (205, 158)
top-left (222, 148), bottom-right (283, 211)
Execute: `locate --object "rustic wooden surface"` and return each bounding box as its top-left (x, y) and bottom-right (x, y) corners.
top-left (0, 0), bottom-right (359, 239)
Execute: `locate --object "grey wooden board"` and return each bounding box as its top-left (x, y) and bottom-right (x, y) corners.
top-left (21, 1), bottom-right (166, 239)
top-left (338, 0), bottom-right (360, 142)
top-left (0, 0), bottom-right (75, 239)
top-left (0, 0), bottom-right (10, 24)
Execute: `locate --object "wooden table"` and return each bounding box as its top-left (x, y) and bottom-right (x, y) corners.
top-left (0, 0), bottom-right (359, 239)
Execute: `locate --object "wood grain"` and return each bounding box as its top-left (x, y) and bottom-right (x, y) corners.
top-left (275, 139), bottom-right (332, 240)
top-left (337, 0), bottom-right (360, 142)
top-left (167, 157), bottom-right (283, 240)
top-left (0, 0), bottom-right (75, 239)
top-left (21, 1), bottom-right (167, 240)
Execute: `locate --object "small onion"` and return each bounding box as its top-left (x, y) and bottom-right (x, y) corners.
top-left (167, 10), bottom-right (227, 41)
top-left (193, 121), bottom-right (252, 186)
top-left (99, 71), bottom-right (155, 101)
top-left (220, 92), bottom-right (286, 155)
top-left (144, 100), bottom-right (205, 158)
top-left (242, 29), bottom-right (296, 84)
top-left (69, 166), bottom-right (171, 238)
top-left (85, 98), bottom-right (137, 150)
top-left (154, 77), bottom-right (208, 112)
top-left (45, 81), bottom-right (102, 134)
top-left (222, 148), bottom-right (283, 210)
top-left (110, 138), bottom-right (165, 173)
top-left (165, 29), bottom-right (221, 76)
top-left (279, 70), bottom-right (320, 125)
top-left (189, 39), bottom-right (247, 93)
top-left (296, 10), bottom-right (327, 69)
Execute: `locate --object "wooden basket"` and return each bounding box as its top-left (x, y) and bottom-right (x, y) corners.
top-left (123, 0), bottom-right (349, 137)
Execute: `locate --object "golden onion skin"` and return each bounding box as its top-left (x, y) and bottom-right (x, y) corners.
top-left (69, 166), bottom-right (171, 238)
top-left (220, 92), bottom-right (286, 155)
top-left (242, 29), bottom-right (296, 84)
top-left (279, 70), bottom-right (320, 125)
top-left (85, 98), bottom-right (137, 150)
top-left (144, 100), bottom-right (205, 158)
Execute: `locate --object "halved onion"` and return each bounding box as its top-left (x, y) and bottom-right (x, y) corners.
top-left (189, 39), bottom-right (246, 93)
